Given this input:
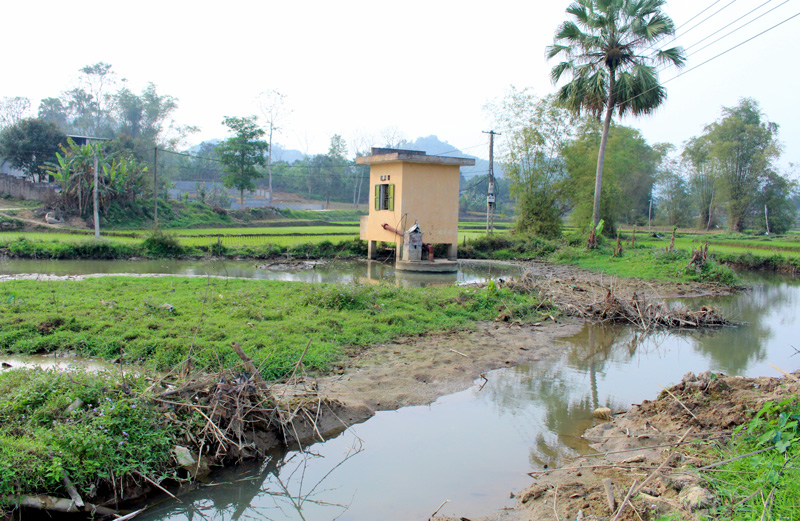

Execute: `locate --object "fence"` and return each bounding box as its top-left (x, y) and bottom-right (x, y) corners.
top-left (0, 173), bottom-right (56, 202)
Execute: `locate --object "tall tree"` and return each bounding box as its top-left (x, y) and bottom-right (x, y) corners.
top-left (216, 116), bottom-right (268, 205)
top-left (547, 0), bottom-right (686, 237)
top-left (702, 98), bottom-right (781, 232)
top-left (255, 90), bottom-right (291, 204)
top-left (654, 143), bottom-right (691, 227)
top-left (487, 88), bottom-right (574, 238)
top-left (0, 97), bottom-right (32, 130)
top-left (0, 119), bottom-right (67, 181)
top-left (78, 62), bottom-right (117, 135)
top-left (755, 170), bottom-right (798, 234)
top-left (682, 135), bottom-right (716, 229)
top-left (563, 121), bottom-right (660, 231)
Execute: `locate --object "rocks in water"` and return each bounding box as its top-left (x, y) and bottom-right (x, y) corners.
top-left (593, 407), bottom-right (613, 421)
top-left (172, 446), bottom-right (211, 479)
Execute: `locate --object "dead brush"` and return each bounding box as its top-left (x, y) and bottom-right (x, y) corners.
top-left (501, 270), bottom-right (731, 331)
top-left (148, 340), bottom-right (345, 465)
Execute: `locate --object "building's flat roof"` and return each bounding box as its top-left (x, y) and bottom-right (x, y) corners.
top-left (356, 149), bottom-right (475, 167)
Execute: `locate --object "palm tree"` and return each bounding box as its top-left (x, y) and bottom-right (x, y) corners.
top-left (547, 0), bottom-right (686, 240)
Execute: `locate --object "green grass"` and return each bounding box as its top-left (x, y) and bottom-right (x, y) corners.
top-left (549, 244), bottom-right (737, 284)
top-left (0, 276), bottom-right (547, 379)
top-left (701, 398), bottom-right (800, 520)
top-left (0, 368), bottom-right (177, 500)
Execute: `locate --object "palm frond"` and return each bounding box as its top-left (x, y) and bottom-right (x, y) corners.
top-left (656, 46), bottom-right (686, 68)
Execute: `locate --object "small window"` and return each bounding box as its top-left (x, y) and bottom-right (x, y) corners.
top-left (374, 184), bottom-right (394, 211)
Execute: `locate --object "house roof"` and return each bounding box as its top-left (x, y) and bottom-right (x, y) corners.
top-left (356, 147), bottom-right (475, 167)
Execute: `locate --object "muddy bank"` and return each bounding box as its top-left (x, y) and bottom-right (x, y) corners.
top-left (438, 370), bottom-right (800, 521)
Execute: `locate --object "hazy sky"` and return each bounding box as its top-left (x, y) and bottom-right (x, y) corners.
top-left (3, 0), bottom-right (798, 172)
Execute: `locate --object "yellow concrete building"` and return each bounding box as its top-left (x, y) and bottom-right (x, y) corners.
top-left (357, 148), bottom-right (475, 267)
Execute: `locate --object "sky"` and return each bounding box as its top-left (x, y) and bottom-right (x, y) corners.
top-left (3, 0), bottom-right (798, 172)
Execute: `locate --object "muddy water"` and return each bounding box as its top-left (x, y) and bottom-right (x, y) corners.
top-left (135, 273), bottom-right (800, 521)
top-left (0, 258), bottom-right (518, 287)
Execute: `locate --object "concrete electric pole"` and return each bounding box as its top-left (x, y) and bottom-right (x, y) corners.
top-left (483, 130), bottom-right (500, 234)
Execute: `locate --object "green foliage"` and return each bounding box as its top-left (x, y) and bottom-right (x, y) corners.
top-left (216, 116), bottom-right (268, 204)
top-left (487, 90), bottom-right (573, 238)
top-left (754, 170), bottom-right (798, 235)
top-left (0, 277), bottom-right (547, 379)
top-left (48, 138), bottom-right (149, 219)
top-left (141, 230), bottom-right (184, 257)
top-left (0, 118), bottom-right (67, 181)
top-left (563, 123), bottom-right (661, 232)
top-left (701, 98), bottom-right (783, 232)
top-left (0, 368), bottom-right (175, 498)
top-left (547, 0), bottom-right (685, 228)
top-left (704, 398), bottom-right (800, 520)
top-left (460, 234), bottom-right (557, 260)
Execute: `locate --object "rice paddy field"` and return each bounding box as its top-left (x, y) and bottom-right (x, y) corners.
top-left (2, 221), bottom-right (798, 266)
top-left (0, 221), bottom-right (512, 249)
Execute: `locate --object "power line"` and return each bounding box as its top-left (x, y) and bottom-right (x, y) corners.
top-left (680, 0), bottom-right (776, 54)
top-left (629, 10), bottom-right (800, 107)
top-left (650, 0), bottom-right (742, 53)
top-left (678, 0), bottom-right (790, 61)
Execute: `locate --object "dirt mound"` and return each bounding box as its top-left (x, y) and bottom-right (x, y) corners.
top-left (441, 370), bottom-right (800, 521)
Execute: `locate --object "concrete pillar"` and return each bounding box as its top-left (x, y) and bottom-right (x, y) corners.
top-left (447, 243), bottom-right (458, 261)
top-left (368, 240), bottom-right (377, 260)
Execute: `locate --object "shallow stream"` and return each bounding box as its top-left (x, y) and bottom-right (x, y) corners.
top-left (137, 273), bottom-right (800, 521)
top-left (2, 260), bottom-right (798, 520)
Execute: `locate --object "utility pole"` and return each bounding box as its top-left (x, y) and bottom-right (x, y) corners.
top-left (89, 137), bottom-right (109, 239)
top-left (483, 130), bottom-right (500, 234)
top-left (93, 148), bottom-right (100, 238)
top-left (153, 147), bottom-right (158, 227)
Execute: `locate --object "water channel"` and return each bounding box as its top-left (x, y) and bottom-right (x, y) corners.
top-left (1, 260), bottom-right (798, 520)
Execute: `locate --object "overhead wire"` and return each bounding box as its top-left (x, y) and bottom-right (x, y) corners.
top-left (648, 0), bottom-right (742, 53)
top-left (626, 10), bottom-right (800, 108)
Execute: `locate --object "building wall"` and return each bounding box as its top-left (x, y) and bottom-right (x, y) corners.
top-left (0, 173), bottom-right (56, 201)
top-left (361, 161), bottom-right (459, 246)
top-left (363, 162), bottom-right (405, 243)
top-left (398, 162), bottom-right (459, 244)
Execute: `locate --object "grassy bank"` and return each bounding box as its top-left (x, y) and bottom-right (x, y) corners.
top-left (0, 276), bottom-right (546, 379)
top-left (0, 275), bottom-right (550, 508)
top-left (0, 368), bottom-right (178, 504)
top-left (699, 397), bottom-right (800, 519)
top-left (460, 234), bottom-right (738, 285)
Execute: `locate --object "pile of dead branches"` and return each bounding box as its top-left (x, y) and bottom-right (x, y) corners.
top-left (574, 291), bottom-right (729, 330)
top-left (149, 341), bottom-right (341, 466)
top-left (502, 271), bottom-right (731, 331)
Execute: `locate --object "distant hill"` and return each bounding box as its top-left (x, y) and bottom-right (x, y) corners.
top-left (269, 144), bottom-right (305, 164)
top-left (187, 135), bottom-right (502, 178)
top-left (401, 135), bottom-right (502, 179)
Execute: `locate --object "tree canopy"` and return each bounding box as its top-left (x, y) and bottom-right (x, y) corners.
top-left (700, 98), bottom-right (782, 232)
top-left (0, 119), bottom-right (67, 181)
top-left (216, 116), bottom-right (268, 205)
top-left (547, 0), bottom-right (685, 238)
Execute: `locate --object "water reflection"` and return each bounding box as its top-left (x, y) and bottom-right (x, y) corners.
top-left (15, 271), bottom-right (798, 519)
top-left (135, 274), bottom-right (799, 521)
top-left (148, 441), bottom-right (363, 521)
top-left (0, 259), bottom-right (518, 288)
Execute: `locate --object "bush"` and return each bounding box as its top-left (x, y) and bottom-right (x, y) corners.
top-left (141, 230), bottom-right (184, 257)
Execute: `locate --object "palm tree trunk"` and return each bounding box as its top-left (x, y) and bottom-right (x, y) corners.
top-left (593, 72), bottom-right (616, 228)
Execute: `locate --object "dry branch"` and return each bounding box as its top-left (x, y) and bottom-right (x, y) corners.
top-left (501, 271), bottom-right (730, 331)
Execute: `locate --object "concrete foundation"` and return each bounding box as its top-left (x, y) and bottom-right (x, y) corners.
top-left (447, 243), bottom-right (458, 261)
top-left (394, 259), bottom-right (458, 273)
